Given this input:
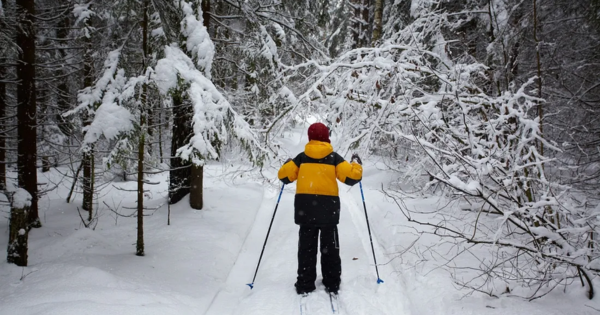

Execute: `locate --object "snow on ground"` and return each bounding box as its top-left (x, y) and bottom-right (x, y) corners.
top-left (1, 126), bottom-right (600, 314)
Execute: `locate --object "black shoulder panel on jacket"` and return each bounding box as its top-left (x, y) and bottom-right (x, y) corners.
top-left (332, 152), bottom-right (345, 166)
top-left (299, 152), bottom-right (337, 165)
top-left (292, 153), bottom-right (304, 167)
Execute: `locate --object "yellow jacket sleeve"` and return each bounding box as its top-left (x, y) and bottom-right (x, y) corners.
top-left (336, 160), bottom-right (362, 186)
top-left (278, 159), bottom-right (299, 184)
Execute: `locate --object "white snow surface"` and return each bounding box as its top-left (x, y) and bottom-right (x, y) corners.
top-left (1, 126), bottom-right (598, 314)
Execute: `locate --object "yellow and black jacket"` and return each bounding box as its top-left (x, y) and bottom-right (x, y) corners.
top-left (278, 140), bottom-right (363, 226)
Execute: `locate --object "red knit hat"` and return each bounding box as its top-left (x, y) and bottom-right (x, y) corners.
top-left (307, 123), bottom-right (330, 143)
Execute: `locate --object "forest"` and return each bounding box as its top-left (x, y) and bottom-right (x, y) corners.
top-left (1, 0), bottom-right (600, 311)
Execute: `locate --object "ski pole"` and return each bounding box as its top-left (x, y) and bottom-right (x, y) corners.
top-left (247, 184), bottom-right (285, 289)
top-left (359, 181), bottom-right (384, 284)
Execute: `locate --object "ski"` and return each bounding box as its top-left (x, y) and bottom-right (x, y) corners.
top-left (299, 293), bottom-right (309, 315)
top-left (328, 292), bottom-right (340, 314)
top-left (299, 291), bottom-right (340, 314)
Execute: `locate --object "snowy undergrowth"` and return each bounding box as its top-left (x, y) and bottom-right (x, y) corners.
top-left (0, 166), bottom-right (265, 315)
top-left (1, 126), bottom-right (599, 314)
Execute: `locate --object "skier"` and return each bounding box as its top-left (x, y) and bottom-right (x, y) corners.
top-left (278, 122), bottom-right (363, 295)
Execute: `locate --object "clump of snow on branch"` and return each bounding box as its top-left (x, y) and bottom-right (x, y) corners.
top-left (12, 188), bottom-right (32, 209)
top-left (73, 3), bottom-right (94, 25)
top-left (260, 25), bottom-right (279, 63)
top-left (275, 86), bottom-right (298, 105)
top-left (83, 100), bottom-right (134, 145)
top-left (179, 1), bottom-right (214, 78)
top-left (272, 23), bottom-right (286, 45)
top-left (64, 49), bottom-right (134, 148)
top-left (72, 3), bottom-right (95, 38)
top-left (69, 50), bottom-right (123, 113)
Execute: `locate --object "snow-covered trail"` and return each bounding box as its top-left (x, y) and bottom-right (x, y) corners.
top-left (4, 124), bottom-right (593, 314)
top-left (203, 181), bottom-right (411, 315)
top-left (1, 164), bottom-right (596, 315)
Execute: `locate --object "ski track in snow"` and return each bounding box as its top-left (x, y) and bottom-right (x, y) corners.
top-left (202, 183), bottom-right (411, 315)
top-left (339, 187), bottom-right (412, 315)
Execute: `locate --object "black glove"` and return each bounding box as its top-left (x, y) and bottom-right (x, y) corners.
top-left (351, 153), bottom-right (362, 165)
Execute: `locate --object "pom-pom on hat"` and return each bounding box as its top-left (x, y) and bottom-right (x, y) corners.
top-left (308, 123), bottom-right (330, 143)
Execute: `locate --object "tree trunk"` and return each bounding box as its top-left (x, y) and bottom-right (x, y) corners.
top-left (143, 1), bottom-right (153, 158)
top-left (0, 0), bottom-right (6, 191)
top-left (56, 2), bottom-right (73, 139)
top-left (82, 15), bottom-right (94, 215)
top-left (0, 59), bottom-right (5, 191)
top-left (136, 96), bottom-right (145, 256)
top-left (82, 130), bottom-right (94, 212)
top-left (158, 104), bottom-right (164, 161)
top-left (351, 0), bottom-right (371, 48)
top-left (532, 0), bottom-right (557, 227)
top-left (38, 75), bottom-right (49, 173)
top-left (7, 190), bottom-right (30, 266)
top-left (351, 0), bottom-right (361, 48)
top-left (166, 1), bottom-right (193, 204)
top-left (190, 164), bottom-right (203, 210)
top-left (167, 0), bottom-right (206, 206)
top-left (158, 103), bottom-right (164, 161)
top-left (202, 0), bottom-right (210, 28)
top-left (361, 0), bottom-right (370, 47)
top-left (168, 92), bottom-right (191, 204)
top-left (187, 0), bottom-right (210, 210)
top-left (16, 0), bottom-right (39, 228)
top-left (372, 0), bottom-right (383, 43)
top-left (136, 0), bottom-right (150, 257)
top-left (149, 0), bottom-right (180, 43)
top-left (532, 0), bottom-right (544, 157)
top-left (0, 0), bottom-right (6, 190)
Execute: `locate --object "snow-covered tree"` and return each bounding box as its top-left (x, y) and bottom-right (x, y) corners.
top-left (269, 2), bottom-right (600, 299)
top-left (152, 0), bottom-right (272, 205)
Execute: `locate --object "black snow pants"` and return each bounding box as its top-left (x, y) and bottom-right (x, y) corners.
top-left (295, 225), bottom-right (341, 294)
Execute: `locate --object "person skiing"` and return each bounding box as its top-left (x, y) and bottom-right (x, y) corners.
top-left (278, 122), bottom-right (363, 295)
